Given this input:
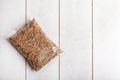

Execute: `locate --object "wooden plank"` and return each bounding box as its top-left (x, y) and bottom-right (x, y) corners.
top-left (0, 0), bottom-right (25, 80)
top-left (27, 0), bottom-right (59, 80)
top-left (94, 0), bottom-right (120, 80)
top-left (60, 0), bottom-right (92, 80)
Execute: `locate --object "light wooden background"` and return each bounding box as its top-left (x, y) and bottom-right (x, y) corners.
top-left (0, 0), bottom-right (120, 80)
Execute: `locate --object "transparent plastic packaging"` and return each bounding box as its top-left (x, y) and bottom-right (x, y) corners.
top-left (9, 19), bottom-right (62, 71)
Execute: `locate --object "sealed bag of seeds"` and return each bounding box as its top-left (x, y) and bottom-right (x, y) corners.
top-left (9, 19), bottom-right (62, 71)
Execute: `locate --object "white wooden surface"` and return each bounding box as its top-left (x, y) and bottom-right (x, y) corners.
top-left (94, 0), bottom-right (120, 80)
top-left (0, 0), bottom-right (25, 80)
top-left (60, 0), bottom-right (91, 80)
top-left (0, 0), bottom-right (120, 80)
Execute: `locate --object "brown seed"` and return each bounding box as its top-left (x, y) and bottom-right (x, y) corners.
top-left (9, 19), bottom-right (62, 71)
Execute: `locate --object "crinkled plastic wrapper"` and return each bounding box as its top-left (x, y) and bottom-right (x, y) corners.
top-left (9, 19), bottom-right (62, 71)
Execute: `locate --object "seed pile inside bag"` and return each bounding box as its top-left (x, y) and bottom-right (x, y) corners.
top-left (9, 19), bottom-right (62, 71)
